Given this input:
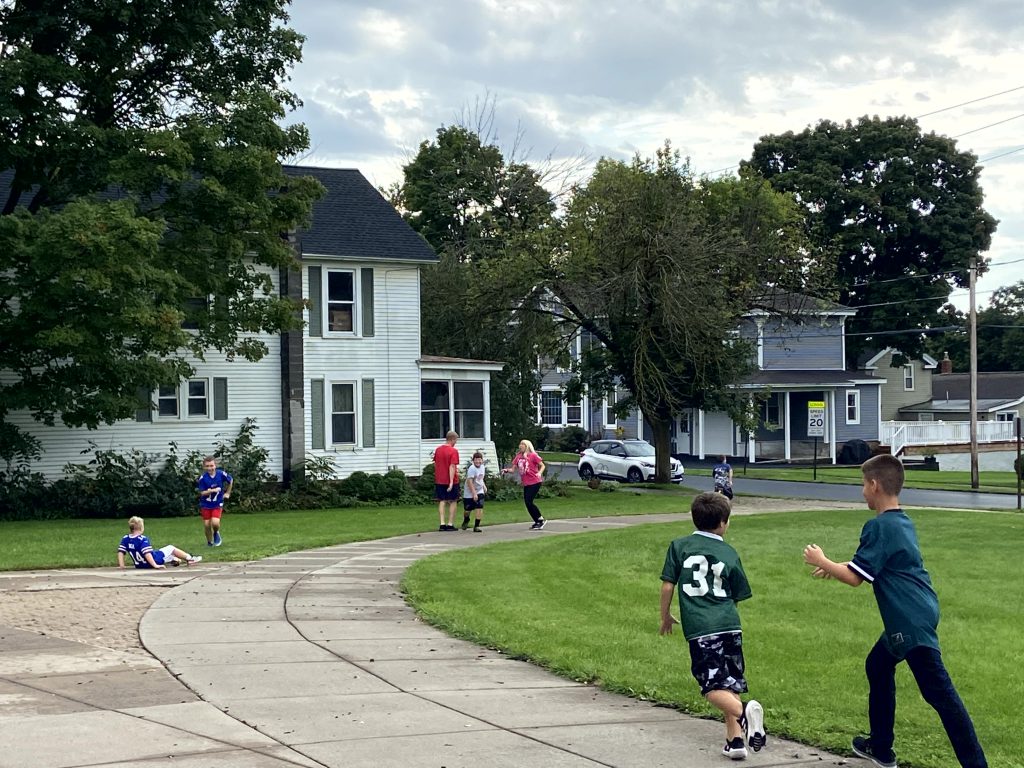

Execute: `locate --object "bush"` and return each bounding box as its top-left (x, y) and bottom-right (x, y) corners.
top-left (549, 426), bottom-right (589, 453)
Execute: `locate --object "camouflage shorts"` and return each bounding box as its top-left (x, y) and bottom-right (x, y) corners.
top-left (688, 632), bottom-right (748, 695)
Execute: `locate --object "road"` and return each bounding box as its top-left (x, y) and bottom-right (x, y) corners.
top-left (549, 463), bottom-right (1023, 511)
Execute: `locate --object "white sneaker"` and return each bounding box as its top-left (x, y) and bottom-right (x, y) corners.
top-left (186, 555), bottom-right (203, 565)
top-left (743, 699), bottom-right (766, 751)
top-left (723, 737), bottom-right (748, 760)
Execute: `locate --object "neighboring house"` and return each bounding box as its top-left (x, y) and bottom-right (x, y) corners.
top-left (898, 362), bottom-right (1024, 423)
top-left (6, 167), bottom-right (501, 480)
top-left (536, 294), bottom-right (884, 463)
top-left (857, 348), bottom-right (938, 421)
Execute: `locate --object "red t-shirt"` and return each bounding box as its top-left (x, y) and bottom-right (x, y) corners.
top-left (434, 444), bottom-right (460, 484)
top-left (514, 452), bottom-right (543, 486)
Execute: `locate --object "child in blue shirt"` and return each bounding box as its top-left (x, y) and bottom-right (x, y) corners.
top-left (196, 456), bottom-right (233, 547)
top-left (117, 516), bottom-right (201, 569)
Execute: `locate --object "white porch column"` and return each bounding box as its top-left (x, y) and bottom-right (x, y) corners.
top-left (698, 409), bottom-right (706, 460)
top-left (784, 391), bottom-right (792, 462)
top-left (483, 379), bottom-right (492, 442)
top-left (828, 389), bottom-right (837, 464)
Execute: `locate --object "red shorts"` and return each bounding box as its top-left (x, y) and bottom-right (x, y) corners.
top-left (200, 507), bottom-right (223, 521)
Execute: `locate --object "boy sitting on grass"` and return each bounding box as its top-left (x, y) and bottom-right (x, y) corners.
top-left (117, 516), bottom-right (202, 570)
top-left (803, 454), bottom-right (987, 768)
top-left (660, 492), bottom-right (766, 760)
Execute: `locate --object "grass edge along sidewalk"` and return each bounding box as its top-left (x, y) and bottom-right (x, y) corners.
top-left (0, 488), bottom-right (691, 571)
top-left (402, 508), bottom-right (1022, 768)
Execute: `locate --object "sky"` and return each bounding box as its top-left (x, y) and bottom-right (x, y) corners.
top-left (283, 0), bottom-right (1024, 311)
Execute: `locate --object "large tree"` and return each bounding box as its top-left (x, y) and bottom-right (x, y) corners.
top-left (744, 116), bottom-right (998, 366)
top-left (487, 145), bottom-right (816, 481)
top-left (0, 0), bottom-right (322, 464)
top-left (396, 124), bottom-right (562, 461)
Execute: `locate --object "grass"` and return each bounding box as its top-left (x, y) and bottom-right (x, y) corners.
top-left (402, 509), bottom-right (1023, 768)
top-left (688, 465), bottom-right (1022, 494)
top-left (539, 450), bottom-right (583, 463)
top-left (0, 487), bottom-right (694, 571)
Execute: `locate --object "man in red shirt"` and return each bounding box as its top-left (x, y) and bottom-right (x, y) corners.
top-left (434, 431), bottom-right (461, 531)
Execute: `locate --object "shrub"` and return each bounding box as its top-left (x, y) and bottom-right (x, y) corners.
top-left (549, 426), bottom-right (589, 453)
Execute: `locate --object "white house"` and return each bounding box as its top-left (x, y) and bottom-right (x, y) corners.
top-left (6, 167), bottom-right (501, 481)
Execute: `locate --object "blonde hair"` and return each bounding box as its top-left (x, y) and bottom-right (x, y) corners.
top-left (519, 439), bottom-right (537, 455)
top-left (128, 516), bottom-right (144, 532)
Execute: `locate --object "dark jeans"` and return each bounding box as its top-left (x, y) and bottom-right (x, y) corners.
top-left (865, 640), bottom-right (987, 767)
top-left (523, 482), bottom-right (542, 522)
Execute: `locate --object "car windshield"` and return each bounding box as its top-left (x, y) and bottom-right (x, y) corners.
top-left (623, 441), bottom-right (656, 457)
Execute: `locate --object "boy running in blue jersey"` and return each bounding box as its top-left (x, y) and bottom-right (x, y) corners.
top-left (197, 456), bottom-right (233, 547)
top-left (712, 455), bottom-right (734, 500)
top-left (660, 492), bottom-right (766, 760)
top-left (117, 516), bottom-right (201, 569)
top-left (803, 454), bottom-right (987, 768)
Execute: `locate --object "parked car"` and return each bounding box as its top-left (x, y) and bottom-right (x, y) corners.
top-left (577, 439), bottom-right (684, 483)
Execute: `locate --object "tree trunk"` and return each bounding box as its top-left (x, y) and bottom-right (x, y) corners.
top-left (647, 412), bottom-right (674, 483)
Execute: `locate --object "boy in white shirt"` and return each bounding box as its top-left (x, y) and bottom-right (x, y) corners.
top-left (461, 452), bottom-right (487, 532)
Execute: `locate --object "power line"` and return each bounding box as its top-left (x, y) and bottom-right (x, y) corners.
top-left (952, 112), bottom-right (1024, 138)
top-left (914, 84), bottom-right (1024, 119)
top-left (979, 145), bottom-right (1024, 163)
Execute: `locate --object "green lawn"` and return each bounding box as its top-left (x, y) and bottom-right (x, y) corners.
top-left (539, 451), bottom-right (583, 463)
top-left (403, 509), bottom-right (1023, 768)
top-left (0, 488), bottom-right (692, 571)
top-left (689, 465), bottom-right (1022, 494)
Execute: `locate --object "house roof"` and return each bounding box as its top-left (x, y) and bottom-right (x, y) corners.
top-left (745, 291), bottom-right (856, 317)
top-left (931, 371), bottom-right (1024, 400)
top-left (898, 397), bottom-right (1024, 414)
top-left (285, 166), bottom-right (437, 263)
top-left (735, 370), bottom-right (882, 389)
top-left (418, 355), bottom-right (505, 371)
top-left (858, 347), bottom-right (938, 370)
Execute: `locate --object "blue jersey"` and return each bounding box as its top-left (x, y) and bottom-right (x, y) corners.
top-left (118, 534), bottom-right (164, 568)
top-left (197, 469), bottom-right (233, 509)
top-left (712, 462), bottom-right (732, 488)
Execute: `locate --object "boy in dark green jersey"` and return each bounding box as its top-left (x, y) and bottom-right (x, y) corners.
top-left (803, 454), bottom-right (987, 768)
top-left (660, 492), bottom-right (766, 760)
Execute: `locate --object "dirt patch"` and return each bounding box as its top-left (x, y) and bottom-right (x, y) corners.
top-left (0, 586), bottom-right (169, 655)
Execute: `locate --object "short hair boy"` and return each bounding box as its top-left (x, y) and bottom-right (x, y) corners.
top-left (660, 492), bottom-right (766, 759)
top-left (117, 517), bottom-right (201, 569)
top-left (803, 454), bottom-right (987, 768)
top-left (461, 451), bottom-right (486, 532)
top-left (197, 456), bottom-right (233, 547)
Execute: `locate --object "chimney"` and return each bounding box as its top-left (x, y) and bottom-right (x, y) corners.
top-left (939, 352), bottom-right (952, 375)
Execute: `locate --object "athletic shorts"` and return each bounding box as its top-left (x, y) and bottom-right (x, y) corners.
top-left (463, 494), bottom-right (485, 512)
top-left (715, 484), bottom-right (734, 500)
top-left (688, 631), bottom-right (748, 695)
top-left (150, 545), bottom-right (177, 566)
top-left (435, 483), bottom-right (460, 501)
top-left (200, 506), bottom-right (223, 521)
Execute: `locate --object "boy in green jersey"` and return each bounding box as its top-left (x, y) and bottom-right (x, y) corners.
top-left (660, 492), bottom-right (766, 760)
top-left (803, 454), bottom-right (987, 768)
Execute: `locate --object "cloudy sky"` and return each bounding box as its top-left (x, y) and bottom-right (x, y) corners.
top-left (284, 0), bottom-right (1024, 309)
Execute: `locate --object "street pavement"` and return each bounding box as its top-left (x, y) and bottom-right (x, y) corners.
top-left (550, 462), bottom-right (1023, 510)
top-left (0, 513), bottom-right (862, 768)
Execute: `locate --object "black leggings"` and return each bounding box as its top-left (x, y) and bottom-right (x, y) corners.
top-left (523, 483), bottom-right (542, 522)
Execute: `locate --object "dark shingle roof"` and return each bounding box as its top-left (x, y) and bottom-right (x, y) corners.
top-left (736, 370), bottom-right (881, 388)
top-left (285, 166), bottom-right (437, 263)
top-left (931, 372), bottom-right (1024, 400)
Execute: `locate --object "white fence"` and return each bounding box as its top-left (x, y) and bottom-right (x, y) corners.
top-left (880, 420), bottom-right (1016, 456)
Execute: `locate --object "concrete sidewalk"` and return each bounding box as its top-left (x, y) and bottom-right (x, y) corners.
top-left (0, 515), bottom-right (857, 768)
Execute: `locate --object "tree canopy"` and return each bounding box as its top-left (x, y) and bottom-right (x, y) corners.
top-left (926, 282), bottom-right (1024, 372)
top-left (0, 0), bottom-right (322, 464)
top-left (744, 115), bottom-right (997, 366)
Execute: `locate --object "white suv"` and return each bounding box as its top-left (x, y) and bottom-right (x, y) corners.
top-left (577, 439), bottom-right (684, 483)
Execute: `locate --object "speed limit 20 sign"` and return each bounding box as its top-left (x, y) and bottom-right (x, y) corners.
top-left (807, 401), bottom-right (826, 437)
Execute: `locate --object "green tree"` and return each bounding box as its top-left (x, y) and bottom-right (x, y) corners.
top-left (0, 0), bottom-right (322, 464)
top-left (745, 116), bottom-right (998, 366)
top-left (489, 145), bottom-right (814, 481)
top-left (397, 124), bottom-right (560, 461)
top-left (926, 282), bottom-right (1024, 372)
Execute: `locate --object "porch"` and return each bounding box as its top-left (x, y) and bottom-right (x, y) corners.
top-left (881, 420), bottom-right (1017, 457)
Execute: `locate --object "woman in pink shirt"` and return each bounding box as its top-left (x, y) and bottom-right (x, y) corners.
top-left (503, 439), bottom-right (547, 530)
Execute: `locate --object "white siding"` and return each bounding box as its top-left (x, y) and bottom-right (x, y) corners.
top-left (9, 271), bottom-right (284, 479)
top-left (304, 261), bottom-right (425, 477)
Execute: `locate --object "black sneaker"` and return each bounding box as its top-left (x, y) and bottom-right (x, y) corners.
top-left (461, 518), bottom-right (470, 530)
top-left (534, 518), bottom-right (546, 530)
top-left (722, 737), bottom-right (747, 760)
top-left (852, 736), bottom-right (897, 768)
top-left (742, 699), bottom-right (766, 751)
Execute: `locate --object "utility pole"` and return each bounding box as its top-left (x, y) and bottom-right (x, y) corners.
top-left (970, 256), bottom-right (979, 489)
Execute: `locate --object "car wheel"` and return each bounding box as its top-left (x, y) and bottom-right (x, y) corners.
top-left (578, 464), bottom-right (595, 480)
top-left (626, 467), bottom-right (644, 483)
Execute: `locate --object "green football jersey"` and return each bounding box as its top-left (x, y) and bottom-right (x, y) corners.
top-left (661, 531), bottom-right (752, 641)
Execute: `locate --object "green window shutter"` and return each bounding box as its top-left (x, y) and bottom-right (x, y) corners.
top-left (308, 266), bottom-right (322, 337)
top-left (360, 267), bottom-right (374, 337)
top-left (213, 378), bottom-right (228, 420)
top-left (311, 379), bottom-right (325, 450)
top-left (361, 378), bottom-right (375, 448)
top-left (135, 387), bottom-right (152, 422)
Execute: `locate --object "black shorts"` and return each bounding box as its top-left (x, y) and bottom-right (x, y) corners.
top-left (463, 494), bottom-right (485, 512)
top-left (435, 483), bottom-right (460, 501)
top-left (715, 483), bottom-right (734, 500)
top-left (688, 632), bottom-right (748, 695)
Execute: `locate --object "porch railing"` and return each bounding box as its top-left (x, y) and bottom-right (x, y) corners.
top-left (880, 420), bottom-right (1016, 456)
